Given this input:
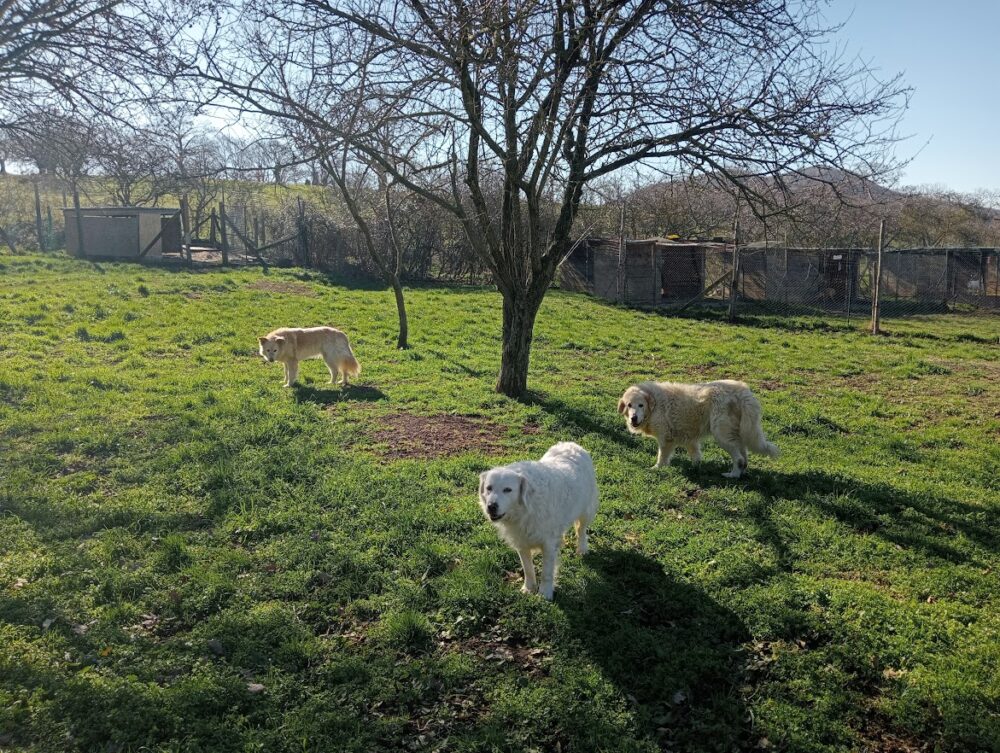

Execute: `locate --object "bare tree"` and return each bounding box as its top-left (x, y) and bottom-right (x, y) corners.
top-left (0, 1), bottom-right (188, 136)
top-left (94, 122), bottom-right (170, 206)
top-left (158, 109), bottom-right (225, 233)
top-left (14, 109), bottom-right (100, 254)
top-left (314, 146), bottom-right (411, 348)
top-left (189, 0), bottom-right (909, 396)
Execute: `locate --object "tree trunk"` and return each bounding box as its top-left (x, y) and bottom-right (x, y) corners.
top-left (390, 274), bottom-right (409, 349)
top-left (496, 290), bottom-right (544, 398)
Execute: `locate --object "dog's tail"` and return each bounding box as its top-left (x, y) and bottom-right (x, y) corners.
top-left (339, 341), bottom-right (361, 378)
top-left (739, 392), bottom-right (779, 458)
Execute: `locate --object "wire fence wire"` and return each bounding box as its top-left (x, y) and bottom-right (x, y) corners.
top-left (559, 240), bottom-right (1000, 325)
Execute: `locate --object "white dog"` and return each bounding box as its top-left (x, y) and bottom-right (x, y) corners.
top-left (478, 442), bottom-right (599, 600)
top-left (619, 380), bottom-right (779, 478)
top-left (257, 326), bottom-right (360, 387)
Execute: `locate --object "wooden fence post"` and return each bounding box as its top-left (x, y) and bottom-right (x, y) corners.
top-left (871, 220), bottom-right (885, 334)
top-left (219, 202), bottom-right (230, 266)
top-left (223, 207), bottom-right (268, 271)
top-left (297, 197), bottom-right (309, 267)
top-left (210, 208), bottom-right (218, 248)
top-left (180, 195), bottom-right (192, 266)
top-left (71, 180), bottom-right (86, 258)
top-left (33, 178), bottom-right (45, 251)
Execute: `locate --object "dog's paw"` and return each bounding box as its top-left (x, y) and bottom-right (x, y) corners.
top-left (521, 582), bottom-right (538, 595)
top-left (538, 586), bottom-right (554, 601)
top-left (722, 470), bottom-right (742, 479)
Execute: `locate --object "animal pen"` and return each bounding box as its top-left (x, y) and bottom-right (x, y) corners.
top-left (60, 198), bottom-right (315, 270)
top-left (559, 238), bottom-right (1000, 320)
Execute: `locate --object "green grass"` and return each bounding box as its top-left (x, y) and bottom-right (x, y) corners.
top-left (1, 253), bottom-right (998, 753)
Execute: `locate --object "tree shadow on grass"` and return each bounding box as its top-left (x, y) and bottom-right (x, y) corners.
top-left (560, 548), bottom-right (751, 750)
top-left (289, 269), bottom-right (388, 292)
top-left (292, 383), bottom-right (387, 407)
top-left (522, 390), bottom-right (639, 449)
top-left (684, 467), bottom-right (999, 565)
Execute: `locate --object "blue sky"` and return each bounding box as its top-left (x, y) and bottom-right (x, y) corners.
top-left (824, 0), bottom-right (1000, 193)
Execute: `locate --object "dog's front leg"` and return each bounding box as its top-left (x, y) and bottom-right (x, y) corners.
top-left (686, 442), bottom-right (702, 465)
top-left (653, 441), bottom-right (675, 469)
top-left (517, 548), bottom-right (537, 594)
top-left (538, 542), bottom-right (559, 600)
top-left (282, 362), bottom-right (291, 387)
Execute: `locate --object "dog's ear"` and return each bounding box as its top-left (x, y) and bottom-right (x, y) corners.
top-left (617, 397), bottom-right (627, 414)
top-left (641, 388), bottom-right (655, 413)
top-left (478, 472), bottom-right (487, 499)
top-left (274, 336), bottom-right (285, 344)
top-left (517, 473), bottom-right (536, 510)
top-left (258, 336), bottom-right (267, 345)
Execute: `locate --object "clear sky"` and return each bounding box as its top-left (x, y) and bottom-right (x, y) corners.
top-left (823, 0), bottom-right (1000, 193)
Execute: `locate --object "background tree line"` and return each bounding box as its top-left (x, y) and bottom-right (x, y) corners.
top-left (9, 0), bottom-right (997, 394)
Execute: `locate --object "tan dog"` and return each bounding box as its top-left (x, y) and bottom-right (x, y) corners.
top-left (258, 327), bottom-right (360, 387)
top-left (618, 380), bottom-right (778, 478)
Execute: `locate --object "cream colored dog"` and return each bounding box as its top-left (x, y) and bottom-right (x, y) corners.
top-left (618, 380), bottom-right (779, 478)
top-left (257, 327), bottom-right (360, 387)
top-left (478, 442), bottom-right (599, 600)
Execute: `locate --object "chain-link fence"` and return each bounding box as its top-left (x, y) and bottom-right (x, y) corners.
top-left (559, 238), bottom-right (1000, 324)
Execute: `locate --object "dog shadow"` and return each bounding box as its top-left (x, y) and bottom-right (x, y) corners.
top-left (292, 383), bottom-right (387, 406)
top-left (683, 466), bottom-right (998, 566)
top-left (560, 547), bottom-right (751, 749)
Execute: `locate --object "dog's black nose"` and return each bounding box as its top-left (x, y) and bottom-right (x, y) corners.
top-left (486, 502), bottom-right (498, 516)
top-left (630, 417), bottom-right (639, 426)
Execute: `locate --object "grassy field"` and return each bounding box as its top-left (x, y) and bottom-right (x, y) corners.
top-left (1, 253), bottom-right (998, 753)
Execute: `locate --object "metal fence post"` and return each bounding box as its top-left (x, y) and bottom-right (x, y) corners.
top-left (846, 250), bottom-right (854, 325)
top-left (871, 220), bottom-right (884, 334)
top-left (727, 220), bottom-right (740, 322)
top-left (616, 200), bottom-right (625, 303)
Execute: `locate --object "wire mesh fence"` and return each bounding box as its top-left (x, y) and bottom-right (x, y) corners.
top-left (559, 238), bottom-right (1000, 325)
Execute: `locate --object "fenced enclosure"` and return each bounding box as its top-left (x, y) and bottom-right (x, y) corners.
top-left (560, 238), bottom-right (1000, 323)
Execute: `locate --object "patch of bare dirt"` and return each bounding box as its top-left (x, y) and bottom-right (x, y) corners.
top-left (247, 280), bottom-right (317, 296)
top-left (522, 420), bottom-right (543, 434)
top-left (837, 372), bottom-right (882, 391)
top-left (857, 714), bottom-right (931, 753)
top-left (368, 412), bottom-right (503, 459)
top-left (440, 621), bottom-right (551, 679)
top-left (756, 378), bottom-right (785, 391)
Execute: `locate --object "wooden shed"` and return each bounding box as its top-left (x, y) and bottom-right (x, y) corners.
top-left (63, 207), bottom-right (181, 259)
